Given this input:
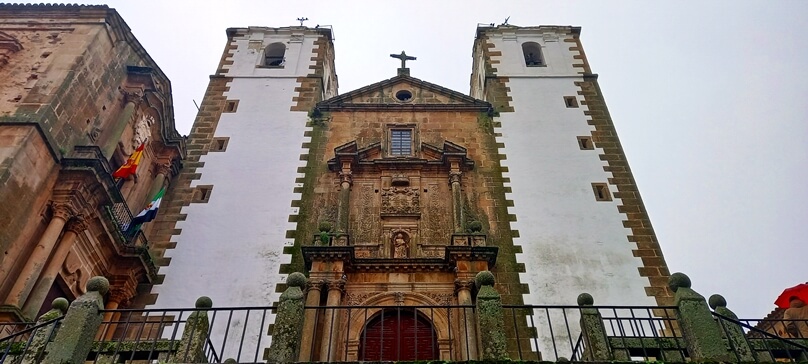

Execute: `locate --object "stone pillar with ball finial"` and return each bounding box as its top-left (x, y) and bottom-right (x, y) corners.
top-left (669, 272), bottom-right (731, 362)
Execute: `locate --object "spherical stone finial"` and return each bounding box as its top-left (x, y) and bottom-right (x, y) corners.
top-left (224, 359), bottom-right (237, 363)
top-left (558, 357), bottom-right (570, 362)
top-left (708, 294), bottom-right (727, 310)
top-left (195, 296), bottom-right (213, 309)
top-left (51, 297), bottom-right (69, 313)
top-left (475, 270), bottom-right (495, 288)
top-left (668, 272), bottom-right (691, 292)
top-left (287, 272), bottom-right (307, 288)
top-left (86, 276), bottom-right (110, 295)
top-left (577, 293), bottom-right (594, 306)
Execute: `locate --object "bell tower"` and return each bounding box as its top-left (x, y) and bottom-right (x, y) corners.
top-left (470, 25), bottom-right (672, 307)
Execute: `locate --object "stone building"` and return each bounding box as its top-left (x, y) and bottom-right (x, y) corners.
top-left (144, 22), bottom-right (673, 361)
top-left (0, 4), bottom-right (184, 323)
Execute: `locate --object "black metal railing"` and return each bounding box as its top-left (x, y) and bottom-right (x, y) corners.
top-left (92, 306), bottom-right (275, 363)
top-left (10, 303), bottom-right (805, 363)
top-left (78, 304), bottom-right (687, 363)
top-left (0, 317), bottom-right (63, 363)
top-left (714, 312), bottom-right (808, 362)
top-left (502, 305), bottom-right (684, 362)
top-left (62, 146), bottom-right (147, 247)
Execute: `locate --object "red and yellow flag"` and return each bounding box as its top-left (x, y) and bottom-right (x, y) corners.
top-left (112, 142), bottom-right (145, 179)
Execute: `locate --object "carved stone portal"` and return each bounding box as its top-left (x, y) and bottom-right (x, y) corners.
top-left (381, 187), bottom-right (419, 215)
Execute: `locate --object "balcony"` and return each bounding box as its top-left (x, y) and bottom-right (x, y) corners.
top-left (60, 146), bottom-right (156, 278)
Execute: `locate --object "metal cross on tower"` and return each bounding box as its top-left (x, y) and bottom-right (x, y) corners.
top-left (296, 17), bottom-right (309, 26)
top-left (390, 51), bottom-right (416, 69)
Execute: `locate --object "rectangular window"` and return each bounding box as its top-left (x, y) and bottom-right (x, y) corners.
top-left (210, 137), bottom-right (230, 152)
top-left (564, 96), bottom-right (579, 108)
top-left (591, 183), bottom-right (612, 201)
top-left (193, 185), bottom-right (213, 203)
top-left (577, 136), bottom-right (594, 150)
top-left (224, 100), bottom-right (239, 113)
top-left (390, 129), bottom-right (412, 155)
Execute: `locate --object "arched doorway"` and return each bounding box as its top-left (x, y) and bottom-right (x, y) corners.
top-left (359, 309), bottom-right (438, 361)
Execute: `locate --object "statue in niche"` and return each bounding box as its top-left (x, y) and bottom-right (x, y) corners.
top-left (132, 113), bottom-right (154, 150)
top-left (393, 233), bottom-right (409, 258)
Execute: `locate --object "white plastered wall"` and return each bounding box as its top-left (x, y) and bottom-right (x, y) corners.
top-left (150, 29), bottom-right (320, 358)
top-left (486, 30), bottom-right (656, 308)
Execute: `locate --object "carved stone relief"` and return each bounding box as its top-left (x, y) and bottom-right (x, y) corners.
top-left (346, 292), bottom-right (381, 306)
top-left (132, 113), bottom-right (154, 150)
top-left (381, 187), bottom-right (419, 215)
top-left (392, 232), bottom-right (410, 258)
top-left (426, 183), bottom-right (447, 244)
top-left (355, 184), bottom-right (375, 244)
top-left (423, 292), bottom-right (454, 306)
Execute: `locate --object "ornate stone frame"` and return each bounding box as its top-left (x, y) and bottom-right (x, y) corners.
top-left (341, 292), bottom-right (455, 361)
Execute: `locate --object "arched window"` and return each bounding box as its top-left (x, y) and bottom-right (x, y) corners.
top-left (359, 309), bottom-right (438, 361)
top-left (522, 42), bottom-right (544, 67)
top-left (264, 42), bottom-right (285, 67)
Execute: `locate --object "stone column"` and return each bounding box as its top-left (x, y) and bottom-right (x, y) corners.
top-left (474, 271), bottom-right (508, 360)
top-left (299, 279), bottom-right (325, 362)
top-left (669, 272), bottom-right (731, 362)
top-left (319, 279), bottom-right (345, 362)
top-left (450, 171), bottom-right (464, 233)
top-left (6, 202), bottom-right (74, 311)
top-left (21, 216), bottom-right (87, 319)
top-left (336, 171), bottom-right (352, 233)
top-left (455, 278), bottom-right (478, 360)
top-left (42, 276), bottom-right (108, 364)
top-left (267, 274), bottom-right (307, 363)
top-left (148, 163), bottom-right (172, 199)
top-left (103, 90), bottom-right (142, 159)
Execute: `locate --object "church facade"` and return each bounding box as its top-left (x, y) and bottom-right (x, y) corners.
top-left (0, 4), bottom-right (184, 324)
top-left (143, 23), bottom-right (673, 361)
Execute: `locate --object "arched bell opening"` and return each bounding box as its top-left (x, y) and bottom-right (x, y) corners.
top-left (358, 308), bottom-right (439, 361)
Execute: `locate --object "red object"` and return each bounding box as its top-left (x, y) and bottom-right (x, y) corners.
top-left (359, 310), bottom-right (437, 361)
top-left (775, 283), bottom-right (808, 309)
top-left (112, 142), bottom-right (145, 179)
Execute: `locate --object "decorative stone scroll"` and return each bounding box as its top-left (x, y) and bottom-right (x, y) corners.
top-left (381, 187), bottom-right (420, 214)
top-left (345, 292), bottom-right (381, 306)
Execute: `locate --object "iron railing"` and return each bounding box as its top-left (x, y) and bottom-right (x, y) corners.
top-left (5, 303), bottom-right (805, 363)
top-left (62, 145), bottom-right (147, 247)
top-left (0, 317), bottom-right (63, 363)
top-left (714, 312), bottom-right (808, 362)
top-left (502, 305), bottom-right (684, 362)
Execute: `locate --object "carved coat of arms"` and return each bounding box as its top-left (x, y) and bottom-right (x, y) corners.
top-left (381, 187), bottom-right (420, 214)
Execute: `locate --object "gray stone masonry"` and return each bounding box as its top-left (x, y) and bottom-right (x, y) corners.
top-left (576, 293), bottom-right (626, 361)
top-left (266, 272), bottom-right (306, 363)
top-left (709, 294), bottom-right (757, 362)
top-left (474, 270), bottom-right (509, 360)
top-left (669, 272), bottom-right (732, 362)
top-left (20, 297), bottom-right (68, 364)
top-left (172, 296), bottom-right (213, 363)
top-left (43, 276), bottom-right (108, 364)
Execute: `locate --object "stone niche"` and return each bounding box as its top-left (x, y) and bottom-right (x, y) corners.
top-left (379, 173), bottom-right (419, 258)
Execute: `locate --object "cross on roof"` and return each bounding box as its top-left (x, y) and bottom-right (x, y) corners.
top-left (390, 51), bottom-right (416, 69)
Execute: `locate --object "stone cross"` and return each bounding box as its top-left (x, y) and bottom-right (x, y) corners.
top-left (390, 51), bottom-right (416, 69)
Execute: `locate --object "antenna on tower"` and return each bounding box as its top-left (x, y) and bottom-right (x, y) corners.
top-left (296, 17), bottom-right (309, 26)
top-left (502, 16), bottom-right (510, 26)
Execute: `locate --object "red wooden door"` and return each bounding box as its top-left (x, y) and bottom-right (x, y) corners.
top-left (359, 310), bottom-right (438, 361)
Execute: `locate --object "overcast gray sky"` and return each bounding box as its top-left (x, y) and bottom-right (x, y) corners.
top-left (89, 0), bottom-right (807, 319)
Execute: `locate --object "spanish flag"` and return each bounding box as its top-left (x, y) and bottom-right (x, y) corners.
top-left (112, 142), bottom-right (145, 179)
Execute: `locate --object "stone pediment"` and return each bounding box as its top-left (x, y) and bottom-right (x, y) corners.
top-left (328, 140), bottom-right (474, 172)
top-left (317, 75), bottom-right (491, 111)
